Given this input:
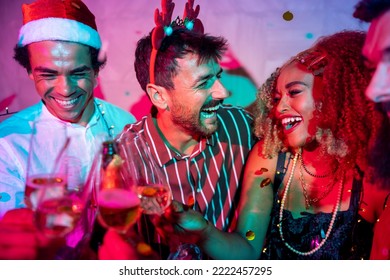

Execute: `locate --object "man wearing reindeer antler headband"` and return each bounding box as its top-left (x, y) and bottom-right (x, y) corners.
top-left (115, 0), bottom-right (256, 259)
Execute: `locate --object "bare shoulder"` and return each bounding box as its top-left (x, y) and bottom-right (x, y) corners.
top-left (244, 141), bottom-right (280, 184)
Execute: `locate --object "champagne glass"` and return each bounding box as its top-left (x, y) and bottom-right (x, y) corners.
top-left (25, 119), bottom-right (90, 238)
top-left (117, 133), bottom-right (172, 216)
top-left (118, 133), bottom-right (202, 259)
top-left (94, 140), bottom-right (141, 234)
top-left (25, 120), bottom-right (69, 210)
top-left (34, 174), bottom-right (89, 238)
top-left (117, 133), bottom-right (202, 259)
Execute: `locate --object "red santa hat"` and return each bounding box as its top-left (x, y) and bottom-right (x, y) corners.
top-left (17, 0), bottom-right (102, 49)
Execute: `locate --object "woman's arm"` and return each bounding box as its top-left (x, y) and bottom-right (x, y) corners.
top-left (195, 141), bottom-right (279, 259)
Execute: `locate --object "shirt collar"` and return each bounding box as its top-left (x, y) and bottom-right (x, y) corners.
top-left (39, 99), bottom-right (100, 128)
top-left (143, 114), bottom-right (215, 166)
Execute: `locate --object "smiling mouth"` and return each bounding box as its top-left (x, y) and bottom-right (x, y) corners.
top-left (281, 116), bottom-right (302, 130)
top-left (201, 103), bottom-right (221, 118)
top-left (53, 96), bottom-right (80, 108)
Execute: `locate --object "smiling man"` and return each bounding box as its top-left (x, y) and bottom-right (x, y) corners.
top-left (0, 0), bottom-right (135, 218)
top-left (114, 1), bottom-right (256, 259)
top-left (0, 0), bottom-right (135, 258)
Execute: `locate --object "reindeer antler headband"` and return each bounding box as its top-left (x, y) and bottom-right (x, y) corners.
top-left (149, 0), bottom-right (204, 84)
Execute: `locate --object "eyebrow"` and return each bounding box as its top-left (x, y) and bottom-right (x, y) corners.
top-left (192, 68), bottom-right (223, 87)
top-left (285, 81), bottom-right (308, 88)
top-left (33, 65), bottom-right (92, 74)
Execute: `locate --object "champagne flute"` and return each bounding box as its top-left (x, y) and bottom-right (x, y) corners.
top-left (94, 140), bottom-right (141, 234)
top-left (117, 133), bottom-right (172, 216)
top-left (117, 133), bottom-right (202, 259)
top-left (34, 175), bottom-right (88, 238)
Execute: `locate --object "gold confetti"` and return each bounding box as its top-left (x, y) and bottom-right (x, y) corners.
top-left (260, 178), bottom-right (271, 188)
top-left (246, 230), bottom-right (255, 241)
top-left (283, 11), bottom-right (294, 21)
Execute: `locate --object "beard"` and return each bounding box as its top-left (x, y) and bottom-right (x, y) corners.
top-left (170, 99), bottom-right (221, 138)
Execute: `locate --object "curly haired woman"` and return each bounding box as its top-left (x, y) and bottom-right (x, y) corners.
top-left (154, 30), bottom-right (390, 260)
top-left (250, 30), bottom-right (390, 259)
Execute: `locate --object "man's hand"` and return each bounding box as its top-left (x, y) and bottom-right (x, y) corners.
top-left (152, 200), bottom-right (210, 245)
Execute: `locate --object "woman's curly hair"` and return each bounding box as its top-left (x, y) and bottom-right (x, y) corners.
top-left (254, 30), bottom-right (387, 177)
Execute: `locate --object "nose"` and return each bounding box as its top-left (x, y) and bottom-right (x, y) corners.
top-left (276, 94), bottom-right (290, 114)
top-left (366, 62), bottom-right (390, 102)
top-left (211, 79), bottom-right (230, 100)
top-left (55, 75), bottom-right (75, 97)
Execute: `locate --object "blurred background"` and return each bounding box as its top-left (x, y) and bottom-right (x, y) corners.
top-left (0, 0), bottom-right (368, 121)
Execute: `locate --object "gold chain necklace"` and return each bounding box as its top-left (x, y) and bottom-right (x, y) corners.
top-left (278, 151), bottom-right (344, 256)
top-left (299, 163), bottom-right (336, 209)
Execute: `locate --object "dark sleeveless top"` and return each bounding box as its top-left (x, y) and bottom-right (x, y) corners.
top-left (261, 153), bottom-right (374, 260)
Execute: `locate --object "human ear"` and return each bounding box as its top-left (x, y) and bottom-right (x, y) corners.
top-left (146, 84), bottom-right (168, 110)
top-left (28, 72), bottom-right (34, 81)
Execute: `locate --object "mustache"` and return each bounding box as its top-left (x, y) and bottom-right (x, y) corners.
top-left (201, 100), bottom-right (223, 110)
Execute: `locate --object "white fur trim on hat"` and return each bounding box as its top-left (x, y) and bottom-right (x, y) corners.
top-left (18, 17), bottom-right (102, 49)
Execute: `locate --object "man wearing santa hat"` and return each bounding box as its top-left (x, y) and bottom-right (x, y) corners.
top-left (0, 0), bottom-right (135, 259)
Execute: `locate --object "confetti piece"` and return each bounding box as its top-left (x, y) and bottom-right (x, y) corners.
top-left (254, 167), bottom-right (268, 175)
top-left (246, 230), bottom-right (255, 241)
top-left (187, 195), bottom-right (195, 207)
top-left (137, 242), bottom-right (154, 256)
top-left (283, 11), bottom-right (294, 21)
top-left (260, 178), bottom-right (271, 188)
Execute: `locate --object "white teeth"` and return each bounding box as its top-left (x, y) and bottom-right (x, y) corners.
top-left (281, 117), bottom-right (302, 125)
top-left (55, 97), bottom-right (78, 106)
top-left (201, 111), bottom-right (216, 118)
top-left (202, 104), bottom-right (221, 112)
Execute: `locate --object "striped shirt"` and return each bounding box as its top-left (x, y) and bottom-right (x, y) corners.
top-left (118, 105), bottom-right (256, 256)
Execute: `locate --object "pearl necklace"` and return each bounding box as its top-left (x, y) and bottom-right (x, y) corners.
top-left (278, 151), bottom-right (344, 256)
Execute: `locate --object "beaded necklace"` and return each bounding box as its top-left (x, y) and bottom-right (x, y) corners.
top-left (95, 100), bottom-right (115, 139)
top-left (278, 151), bottom-right (344, 256)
